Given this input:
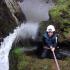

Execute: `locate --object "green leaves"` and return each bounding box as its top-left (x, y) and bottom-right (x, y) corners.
top-left (49, 0), bottom-right (70, 40)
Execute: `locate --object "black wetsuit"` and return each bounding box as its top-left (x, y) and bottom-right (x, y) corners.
top-left (43, 32), bottom-right (57, 48)
top-left (41, 32), bottom-right (58, 58)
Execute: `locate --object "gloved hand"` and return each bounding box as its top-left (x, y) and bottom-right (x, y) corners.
top-left (50, 46), bottom-right (55, 52)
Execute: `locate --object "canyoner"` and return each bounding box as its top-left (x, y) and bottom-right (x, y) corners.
top-left (40, 25), bottom-right (61, 70)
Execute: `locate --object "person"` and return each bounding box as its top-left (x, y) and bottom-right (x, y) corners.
top-left (41, 25), bottom-right (59, 58)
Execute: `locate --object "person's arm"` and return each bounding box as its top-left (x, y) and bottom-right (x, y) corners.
top-left (53, 39), bottom-right (57, 47)
top-left (43, 33), bottom-right (51, 47)
top-left (50, 35), bottom-right (59, 51)
top-left (53, 35), bottom-right (58, 48)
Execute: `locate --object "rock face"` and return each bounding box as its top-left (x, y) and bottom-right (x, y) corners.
top-left (0, 1), bottom-right (17, 38)
top-left (5, 0), bottom-right (26, 23)
top-left (0, 0), bottom-right (26, 38)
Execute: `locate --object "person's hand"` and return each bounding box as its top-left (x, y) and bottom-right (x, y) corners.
top-left (50, 46), bottom-right (55, 52)
top-left (51, 48), bottom-right (55, 52)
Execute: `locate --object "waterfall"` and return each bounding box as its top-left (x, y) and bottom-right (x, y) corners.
top-left (18, 0), bottom-right (54, 22)
top-left (0, 0), bottom-right (54, 70)
top-left (0, 33), bottom-right (16, 70)
top-left (0, 22), bottom-right (39, 70)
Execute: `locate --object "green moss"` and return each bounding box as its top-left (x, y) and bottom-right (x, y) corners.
top-left (10, 47), bottom-right (70, 70)
top-left (49, 0), bottom-right (70, 40)
top-left (55, 0), bottom-right (70, 5)
top-left (13, 48), bottom-right (22, 55)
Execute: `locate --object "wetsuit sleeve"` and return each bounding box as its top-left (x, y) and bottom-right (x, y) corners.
top-left (52, 37), bottom-right (57, 47)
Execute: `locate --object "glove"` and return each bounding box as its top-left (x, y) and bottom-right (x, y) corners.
top-left (50, 46), bottom-right (55, 52)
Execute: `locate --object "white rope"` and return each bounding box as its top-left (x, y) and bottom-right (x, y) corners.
top-left (52, 51), bottom-right (60, 70)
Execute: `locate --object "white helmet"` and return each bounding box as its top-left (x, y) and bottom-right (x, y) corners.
top-left (46, 25), bottom-right (55, 32)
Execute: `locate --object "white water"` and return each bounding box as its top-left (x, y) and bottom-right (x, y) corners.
top-left (0, 22), bottom-right (39, 70)
top-left (0, 33), bottom-right (16, 70)
top-left (0, 0), bottom-right (54, 70)
top-left (18, 0), bottom-right (54, 22)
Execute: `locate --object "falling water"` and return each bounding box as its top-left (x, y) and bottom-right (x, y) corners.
top-left (18, 0), bottom-right (54, 22)
top-left (0, 32), bottom-right (16, 70)
top-left (0, 0), bottom-right (54, 70)
top-left (0, 22), bottom-right (39, 70)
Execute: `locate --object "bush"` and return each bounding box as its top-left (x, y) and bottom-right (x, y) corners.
top-left (49, 0), bottom-right (70, 41)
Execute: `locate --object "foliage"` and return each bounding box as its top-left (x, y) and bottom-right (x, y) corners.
top-left (49, 0), bottom-right (70, 41)
top-left (9, 47), bottom-right (70, 70)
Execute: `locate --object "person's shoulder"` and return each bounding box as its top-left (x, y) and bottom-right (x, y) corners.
top-left (54, 33), bottom-right (59, 37)
top-left (53, 33), bottom-right (59, 39)
top-left (43, 32), bottom-right (48, 38)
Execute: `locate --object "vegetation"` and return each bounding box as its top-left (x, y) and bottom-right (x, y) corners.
top-left (50, 0), bottom-right (70, 41)
top-left (1, 0), bottom-right (69, 70)
top-left (9, 47), bottom-right (70, 70)
top-left (9, 0), bottom-right (70, 70)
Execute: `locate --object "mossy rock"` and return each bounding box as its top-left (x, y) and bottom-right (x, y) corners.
top-left (49, 0), bottom-right (70, 41)
top-left (9, 47), bottom-right (70, 70)
top-left (9, 47), bottom-right (31, 70)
